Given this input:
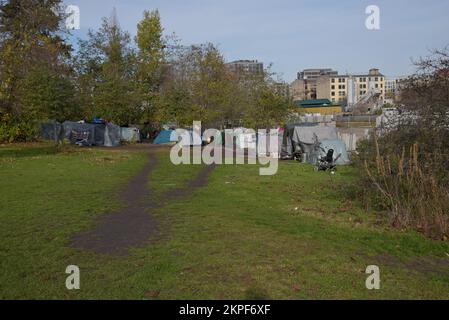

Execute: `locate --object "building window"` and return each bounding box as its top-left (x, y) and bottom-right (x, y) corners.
top-left (331, 85), bottom-right (335, 90)
top-left (331, 78), bottom-right (335, 83)
top-left (331, 91), bottom-right (335, 96)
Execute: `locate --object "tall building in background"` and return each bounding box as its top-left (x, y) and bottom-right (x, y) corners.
top-left (226, 60), bottom-right (264, 76)
top-left (313, 68), bottom-right (385, 107)
top-left (291, 68), bottom-right (338, 100)
top-left (297, 68), bottom-right (338, 80)
top-left (385, 76), bottom-right (408, 103)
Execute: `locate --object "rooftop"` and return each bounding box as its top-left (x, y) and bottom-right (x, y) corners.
top-left (294, 99), bottom-right (340, 107)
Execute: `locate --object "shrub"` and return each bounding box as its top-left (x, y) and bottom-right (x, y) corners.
top-left (357, 135), bottom-right (448, 240)
top-left (0, 113), bottom-right (38, 143)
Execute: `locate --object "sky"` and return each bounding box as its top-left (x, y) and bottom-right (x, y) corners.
top-left (64, 0), bottom-right (449, 82)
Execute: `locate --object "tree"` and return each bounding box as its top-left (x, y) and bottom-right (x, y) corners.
top-left (135, 10), bottom-right (166, 122)
top-left (0, 0), bottom-right (74, 141)
top-left (75, 9), bottom-right (141, 125)
top-left (245, 86), bottom-right (289, 129)
top-left (19, 65), bottom-right (78, 122)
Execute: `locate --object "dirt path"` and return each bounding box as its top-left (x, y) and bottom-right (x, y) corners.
top-left (71, 148), bottom-right (215, 255)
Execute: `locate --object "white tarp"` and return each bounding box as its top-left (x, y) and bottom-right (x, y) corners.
top-left (120, 127), bottom-right (140, 143)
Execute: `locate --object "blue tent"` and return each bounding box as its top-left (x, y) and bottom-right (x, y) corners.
top-left (154, 130), bottom-right (176, 144)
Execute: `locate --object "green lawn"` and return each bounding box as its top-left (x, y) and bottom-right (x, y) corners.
top-left (0, 143), bottom-right (448, 299)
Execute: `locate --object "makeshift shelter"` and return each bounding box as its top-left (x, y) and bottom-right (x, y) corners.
top-left (40, 121), bottom-right (121, 147)
top-left (61, 121), bottom-right (121, 147)
top-left (281, 123), bottom-right (338, 159)
top-left (120, 127), bottom-right (141, 143)
top-left (309, 139), bottom-right (351, 165)
top-left (104, 123), bottom-right (121, 147)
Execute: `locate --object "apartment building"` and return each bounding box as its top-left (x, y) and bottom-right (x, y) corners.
top-left (385, 76), bottom-right (407, 102)
top-left (226, 60), bottom-right (264, 76)
top-left (291, 68), bottom-right (338, 100)
top-left (316, 68), bottom-right (386, 106)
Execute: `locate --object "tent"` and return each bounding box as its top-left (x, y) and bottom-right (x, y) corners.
top-left (281, 123), bottom-right (338, 159)
top-left (40, 121), bottom-right (122, 147)
top-left (120, 127), bottom-right (141, 143)
top-left (153, 130), bottom-right (176, 144)
top-left (154, 129), bottom-right (204, 146)
top-left (309, 139), bottom-right (351, 165)
top-left (61, 121), bottom-right (121, 147)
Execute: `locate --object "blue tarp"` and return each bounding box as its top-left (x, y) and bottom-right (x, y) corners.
top-left (154, 130), bottom-right (176, 144)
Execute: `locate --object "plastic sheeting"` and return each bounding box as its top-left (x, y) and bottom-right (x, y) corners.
top-left (309, 139), bottom-right (351, 165)
top-left (120, 127), bottom-right (140, 143)
top-left (40, 121), bottom-right (120, 147)
top-left (104, 123), bottom-right (121, 147)
top-left (281, 124), bottom-right (338, 158)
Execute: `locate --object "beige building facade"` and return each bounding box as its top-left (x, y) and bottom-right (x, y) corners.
top-left (292, 68), bottom-right (386, 106)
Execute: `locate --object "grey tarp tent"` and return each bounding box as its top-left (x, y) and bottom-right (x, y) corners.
top-left (281, 123), bottom-right (338, 159)
top-left (120, 127), bottom-right (141, 143)
top-left (309, 139), bottom-right (351, 165)
top-left (40, 121), bottom-right (120, 146)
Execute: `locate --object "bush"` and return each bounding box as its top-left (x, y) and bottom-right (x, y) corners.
top-left (0, 114), bottom-right (38, 143)
top-left (356, 135), bottom-right (449, 240)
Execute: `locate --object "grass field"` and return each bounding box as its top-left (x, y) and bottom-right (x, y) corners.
top-left (0, 143), bottom-right (448, 299)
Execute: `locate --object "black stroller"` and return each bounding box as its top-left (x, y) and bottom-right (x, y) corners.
top-left (314, 147), bottom-right (341, 174)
